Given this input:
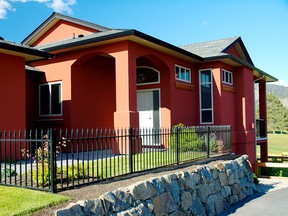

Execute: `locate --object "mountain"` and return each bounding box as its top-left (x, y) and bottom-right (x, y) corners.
top-left (266, 84), bottom-right (288, 108)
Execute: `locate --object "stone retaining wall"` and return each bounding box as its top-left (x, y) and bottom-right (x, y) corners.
top-left (56, 155), bottom-right (259, 216)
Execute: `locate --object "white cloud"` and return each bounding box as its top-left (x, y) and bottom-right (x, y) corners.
top-left (0, 0), bottom-right (15, 19)
top-left (0, 0), bottom-right (76, 19)
top-left (272, 79), bottom-right (288, 87)
top-left (10, 0), bottom-right (49, 3)
top-left (47, 0), bottom-right (76, 14)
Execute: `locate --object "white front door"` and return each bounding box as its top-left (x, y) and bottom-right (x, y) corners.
top-left (137, 90), bottom-right (160, 146)
top-left (137, 90), bottom-right (160, 129)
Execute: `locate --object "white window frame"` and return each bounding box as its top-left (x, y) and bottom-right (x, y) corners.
top-left (175, 64), bottom-right (191, 83)
top-left (199, 69), bottom-right (214, 124)
top-left (136, 66), bottom-right (160, 86)
top-left (39, 81), bottom-right (62, 117)
top-left (222, 69), bottom-right (233, 85)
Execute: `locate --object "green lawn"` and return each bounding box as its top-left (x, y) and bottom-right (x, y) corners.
top-left (257, 134), bottom-right (288, 177)
top-left (267, 134), bottom-right (288, 155)
top-left (0, 186), bottom-right (70, 216)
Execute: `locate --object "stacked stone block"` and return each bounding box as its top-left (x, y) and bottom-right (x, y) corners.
top-left (56, 155), bottom-right (259, 216)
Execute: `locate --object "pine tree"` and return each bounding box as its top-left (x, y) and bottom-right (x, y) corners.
top-left (266, 93), bottom-right (288, 133)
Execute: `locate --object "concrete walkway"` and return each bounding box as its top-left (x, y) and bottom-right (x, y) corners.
top-left (220, 178), bottom-right (288, 215)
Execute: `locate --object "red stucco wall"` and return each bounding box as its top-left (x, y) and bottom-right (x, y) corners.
top-left (33, 20), bottom-right (98, 46)
top-left (0, 53), bottom-right (26, 160)
top-left (0, 53), bottom-right (26, 130)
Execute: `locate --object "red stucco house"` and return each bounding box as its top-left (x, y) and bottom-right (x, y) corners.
top-left (1, 13), bottom-right (277, 167)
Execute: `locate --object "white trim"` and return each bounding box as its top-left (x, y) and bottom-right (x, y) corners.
top-left (175, 64), bottom-right (192, 83)
top-left (137, 88), bottom-right (161, 128)
top-left (199, 69), bottom-right (214, 124)
top-left (222, 69), bottom-right (233, 85)
top-left (136, 66), bottom-right (160, 86)
top-left (39, 81), bottom-right (63, 117)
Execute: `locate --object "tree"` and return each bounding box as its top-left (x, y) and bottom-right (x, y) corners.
top-left (266, 93), bottom-right (288, 133)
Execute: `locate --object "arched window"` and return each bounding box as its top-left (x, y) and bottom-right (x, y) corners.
top-left (136, 66), bottom-right (160, 85)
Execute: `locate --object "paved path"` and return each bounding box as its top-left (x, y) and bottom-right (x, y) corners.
top-left (220, 178), bottom-right (288, 215)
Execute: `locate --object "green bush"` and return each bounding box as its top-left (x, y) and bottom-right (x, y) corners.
top-left (66, 164), bottom-right (87, 181)
top-left (170, 123), bottom-right (203, 152)
top-left (32, 165), bottom-right (50, 186)
top-left (253, 173), bottom-right (259, 184)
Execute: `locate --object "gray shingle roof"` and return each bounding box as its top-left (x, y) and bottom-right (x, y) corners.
top-left (36, 29), bottom-right (128, 50)
top-left (0, 39), bottom-right (54, 61)
top-left (36, 29), bottom-right (203, 61)
top-left (180, 36), bottom-right (239, 58)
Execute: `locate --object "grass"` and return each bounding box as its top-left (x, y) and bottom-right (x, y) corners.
top-left (0, 186), bottom-right (70, 216)
top-left (257, 133), bottom-right (288, 177)
top-left (267, 134), bottom-right (288, 155)
top-left (257, 134), bottom-right (288, 156)
top-left (59, 150), bottom-right (207, 181)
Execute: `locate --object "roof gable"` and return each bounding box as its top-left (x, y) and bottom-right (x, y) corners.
top-left (180, 36), bottom-right (254, 65)
top-left (22, 12), bottom-right (111, 46)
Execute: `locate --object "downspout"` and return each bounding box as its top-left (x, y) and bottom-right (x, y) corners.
top-left (253, 75), bottom-right (265, 167)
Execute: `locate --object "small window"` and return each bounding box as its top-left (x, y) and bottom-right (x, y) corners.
top-left (175, 65), bottom-right (191, 82)
top-left (39, 82), bottom-right (62, 116)
top-left (222, 69), bottom-right (233, 85)
top-left (136, 66), bottom-right (160, 85)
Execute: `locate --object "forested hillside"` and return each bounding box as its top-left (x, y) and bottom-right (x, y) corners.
top-left (255, 84), bottom-right (288, 132)
top-left (267, 84), bottom-right (288, 108)
top-left (266, 93), bottom-right (288, 132)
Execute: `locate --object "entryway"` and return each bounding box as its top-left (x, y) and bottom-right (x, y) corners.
top-left (137, 89), bottom-right (160, 146)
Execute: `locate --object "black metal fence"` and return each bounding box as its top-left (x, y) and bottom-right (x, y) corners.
top-left (0, 125), bottom-right (231, 192)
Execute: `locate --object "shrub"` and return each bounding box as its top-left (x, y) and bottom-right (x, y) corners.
top-left (66, 164), bottom-right (87, 181)
top-left (170, 123), bottom-right (203, 152)
top-left (253, 173), bottom-right (259, 185)
top-left (1, 163), bottom-right (17, 178)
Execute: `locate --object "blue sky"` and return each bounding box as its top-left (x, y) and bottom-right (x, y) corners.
top-left (0, 0), bottom-right (287, 86)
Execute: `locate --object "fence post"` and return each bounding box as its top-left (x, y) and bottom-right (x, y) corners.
top-left (176, 127), bottom-right (180, 165)
top-left (129, 127), bottom-right (133, 174)
top-left (207, 126), bottom-right (210, 158)
top-left (49, 129), bottom-right (57, 193)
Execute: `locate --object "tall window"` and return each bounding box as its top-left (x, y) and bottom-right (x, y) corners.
top-left (175, 65), bottom-right (191, 82)
top-left (222, 69), bottom-right (233, 85)
top-left (199, 69), bottom-right (213, 124)
top-left (39, 82), bottom-right (62, 116)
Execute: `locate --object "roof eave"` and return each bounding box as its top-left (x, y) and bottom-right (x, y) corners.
top-left (38, 29), bottom-right (204, 62)
top-left (203, 54), bottom-right (277, 82)
top-left (0, 41), bottom-right (54, 61)
top-left (222, 37), bottom-right (254, 66)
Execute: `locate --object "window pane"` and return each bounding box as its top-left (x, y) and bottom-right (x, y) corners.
top-left (176, 66), bottom-right (180, 79)
top-left (180, 67), bottom-right (185, 80)
top-left (202, 110), bottom-right (212, 123)
top-left (186, 69), bottom-right (191, 81)
top-left (228, 73), bottom-right (232, 84)
top-left (137, 67), bottom-right (159, 84)
top-left (51, 83), bottom-right (61, 115)
top-left (40, 85), bottom-right (50, 115)
top-left (201, 84), bottom-right (212, 109)
top-left (201, 70), bottom-right (211, 83)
